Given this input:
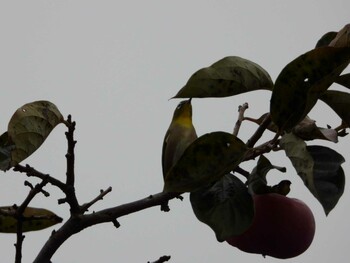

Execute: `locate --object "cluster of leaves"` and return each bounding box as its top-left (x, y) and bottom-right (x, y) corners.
top-left (0, 24), bottom-right (349, 262)
top-left (163, 24), bottom-right (350, 241)
top-left (0, 101), bottom-right (64, 234)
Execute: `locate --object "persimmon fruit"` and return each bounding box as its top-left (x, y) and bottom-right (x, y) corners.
top-left (226, 193), bottom-right (315, 259)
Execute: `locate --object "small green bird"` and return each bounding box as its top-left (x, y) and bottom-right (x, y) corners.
top-left (162, 99), bottom-right (198, 180)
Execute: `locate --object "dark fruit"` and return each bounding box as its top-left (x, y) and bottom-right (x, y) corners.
top-left (226, 193), bottom-right (315, 259)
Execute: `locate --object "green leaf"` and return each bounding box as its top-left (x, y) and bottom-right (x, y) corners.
top-left (248, 155), bottom-right (286, 195)
top-left (0, 132), bottom-right (15, 171)
top-left (335, 73), bottom-right (350, 89)
top-left (307, 146), bottom-right (345, 215)
top-left (0, 206), bottom-right (63, 233)
top-left (320, 90), bottom-right (350, 127)
top-left (280, 133), bottom-right (345, 215)
top-left (280, 133), bottom-right (315, 190)
top-left (315, 31), bottom-right (337, 48)
top-left (163, 132), bottom-right (248, 192)
top-left (5, 101), bottom-right (64, 169)
top-left (270, 47), bottom-right (350, 131)
top-left (190, 174), bottom-right (254, 242)
top-left (173, 56), bottom-right (273, 98)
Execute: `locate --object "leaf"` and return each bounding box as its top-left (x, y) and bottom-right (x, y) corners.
top-left (329, 24), bottom-right (350, 48)
top-left (173, 56), bottom-right (273, 98)
top-left (335, 73), bottom-right (350, 89)
top-left (190, 174), bottom-right (254, 242)
top-left (307, 146), bottom-right (345, 215)
top-left (248, 155), bottom-right (287, 195)
top-left (270, 47), bottom-right (350, 131)
top-left (315, 31), bottom-right (338, 48)
top-left (280, 133), bottom-right (316, 195)
top-left (292, 116), bottom-right (338, 142)
top-left (0, 132), bottom-right (15, 171)
top-left (5, 101), bottom-right (64, 170)
top-left (0, 206), bottom-right (63, 233)
top-left (163, 132), bottom-right (248, 192)
top-left (320, 90), bottom-right (350, 127)
top-left (280, 133), bottom-right (345, 215)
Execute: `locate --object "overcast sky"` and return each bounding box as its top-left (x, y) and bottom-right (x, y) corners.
top-left (0, 1), bottom-right (350, 262)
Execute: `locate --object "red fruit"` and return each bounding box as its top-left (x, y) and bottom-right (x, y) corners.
top-left (226, 193), bottom-right (315, 259)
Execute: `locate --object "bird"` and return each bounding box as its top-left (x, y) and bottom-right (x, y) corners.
top-left (162, 98), bottom-right (198, 180)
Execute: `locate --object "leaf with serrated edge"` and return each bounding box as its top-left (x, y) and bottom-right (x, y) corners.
top-left (0, 206), bottom-right (62, 233)
top-left (190, 174), bottom-right (254, 242)
top-left (173, 56), bottom-right (273, 98)
top-left (7, 101), bottom-right (64, 168)
top-left (163, 132), bottom-right (248, 193)
top-left (270, 47), bottom-right (350, 131)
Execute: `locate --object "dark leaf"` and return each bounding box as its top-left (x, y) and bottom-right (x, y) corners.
top-left (335, 73), bottom-right (350, 89)
top-left (280, 133), bottom-right (316, 194)
top-left (163, 132), bottom-right (248, 192)
top-left (307, 146), bottom-right (345, 215)
top-left (248, 155), bottom-right (286, 195)
top-left (6, 101), bottom-right (64, 169)
top-left (0, 206), bottom-right (63, 233)
top-left (0, 132), bottom-right (15, 171)
top-left (320, 90), bottom-right (350, 127)
top-left (280, 133), bottom-right (345, 215)
top-left (315, 31), bottom-right (337, 48)
top-left (270, 47), bottom-right (350, 131)
top-left (190, 174), bottom-right (254, 242)
top-left (173, 56), bottom-right (273, 98)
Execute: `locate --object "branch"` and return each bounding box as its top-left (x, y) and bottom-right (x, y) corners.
top-left (13, 165), bottom-right (66, 190)
top-left (80, 187), bottom-right (113, 213)
top-left (148, 255), bottom-right (171, 263)
top-left (33, 191), bottom-right (180, 263)
top-left (246, 113), bottom-right (272, 148)
top-left (233, 103), bottom-right (249, 136)
top-left (15, 179), bottom-right (50, 263)
top-left (64, 115), bottom-right (80, 213)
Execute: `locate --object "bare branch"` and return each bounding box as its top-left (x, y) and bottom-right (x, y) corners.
top-left (80, 187), bottom-right (113, 213)
top-left (246, 113), bottom-right (273, 148)
top-left (33, 192), bottom-right (180, 263)
top-left (64, 115), bottom-right (80, 213)
top-left (14, 179), bottom-right (50, 263)
top-left (233, 103), bottom-right (249, 136)
top-left (148, 255), bottom-right (171, 263)
top-left (13, 165), bottom-right (66, 190)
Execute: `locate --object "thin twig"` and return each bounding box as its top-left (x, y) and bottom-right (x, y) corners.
top-left (234, 166), bottom-right (250, 180)
top-left (246, 113), bottom-right (272, 148)
top-left (13, 165), bottom-right (66, 190)
top-left (15, 179), bottom-right (49, 263)
top-left (233, 103), bottom-right (249, 136)
top-left (64, 115), bottom-right (80, 214)
top-left (148, 255), bottom-right (171, 263)
top-left (80, 187), bottom-right (113, 212)
top-left (244, 138), bottom-right (280, 161)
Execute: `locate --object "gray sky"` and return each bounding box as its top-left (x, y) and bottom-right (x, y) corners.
top-left (0, 1), bottom-right (349, 262)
